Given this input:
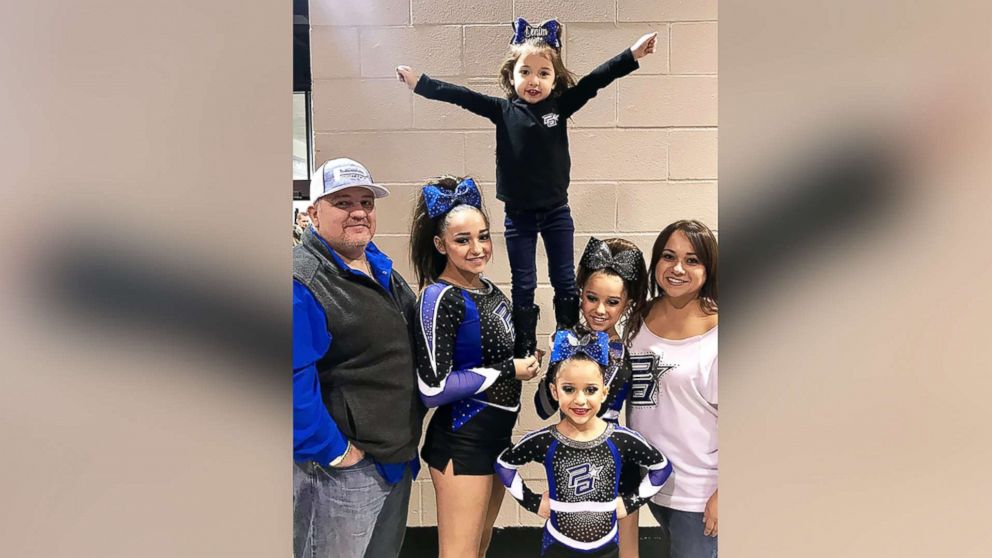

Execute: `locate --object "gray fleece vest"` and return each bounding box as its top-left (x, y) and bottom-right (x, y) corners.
top-left (293, 229), bottom-right (421, 463)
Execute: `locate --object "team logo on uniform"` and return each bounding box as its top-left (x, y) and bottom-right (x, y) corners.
top-left (542, 113), bottom-right (559, 127)
top-left (566, 463), bottom-right (603, 496)
top-left (630, 353), bottom-right (676, 406)
top-left (493, 300), bottom-right (513, 334)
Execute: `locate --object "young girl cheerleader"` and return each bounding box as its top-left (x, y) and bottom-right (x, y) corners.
top-left (410, 175), bottom-right (541, 558)
top-left (397, 18), bottom-right (658, 359)
top-left (496, 330), bottom-right (672, 558)
top-left (533, 237), bottom-right (649, 557)
top-left (626, 220), bottom-right (719, 558)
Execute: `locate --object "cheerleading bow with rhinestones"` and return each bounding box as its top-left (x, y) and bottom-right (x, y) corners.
top-left (510, 17), bottom-right (562, 49)
top-left (549, 330), bottom-right (610, 366)
top-left (422, 177), bottom-right (483, 219)
top-left (579, 237), bottom-right (642, 282)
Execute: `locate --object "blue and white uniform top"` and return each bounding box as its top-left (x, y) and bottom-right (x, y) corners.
top-left (415, 278), bottom-right (520, 430)
top-left (495, 423), bottom-right (672, 555)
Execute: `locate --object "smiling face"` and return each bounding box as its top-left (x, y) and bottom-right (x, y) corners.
top-left (580, 271), bottom-right (629, 337)
top-left (434, 206), bottom-right (492, 278)
top-left (308, 186), bottom-right (376, 254)
top-left (656, 230), bottom-right (707, 300)
top-left (551, 358), bottom-right (607, 427)
top-left (512, 51), bottom-right (556, 103)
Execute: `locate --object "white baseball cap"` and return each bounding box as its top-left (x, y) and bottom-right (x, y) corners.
top-left (309, 158), bottom-right (390, 202)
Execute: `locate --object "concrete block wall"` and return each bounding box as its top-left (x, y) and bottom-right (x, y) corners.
top-left (310, 0), bottom-right (717, 529)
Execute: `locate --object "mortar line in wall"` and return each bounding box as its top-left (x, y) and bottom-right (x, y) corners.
top-left (668, 22), bottom-right (672, 71)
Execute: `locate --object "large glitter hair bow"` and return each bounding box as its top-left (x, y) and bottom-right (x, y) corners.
top-left (423, 177), bottom-right (483, 219)
top-left (579, 237), bottom-right (642, 282)
top-left (550, 329), bottom-right (610, 366)
top-left (510, 17), bottom-right (562, 50)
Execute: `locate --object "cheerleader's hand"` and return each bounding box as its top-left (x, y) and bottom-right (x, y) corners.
top-left (615, 497), bottom-right (629, 519)
top-left (514, 356), bottom-right (540, 380)
top-left (396, 65), bottom-right (419, 90)
top-left (630, 32), bottom-right (658, 59)
top-left (538, 491), bottom-right (551, 519)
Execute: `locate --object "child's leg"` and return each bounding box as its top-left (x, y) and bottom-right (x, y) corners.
top-left (505, 209), bottom-right (541, 356)
top-left (538, 204), bottom-right (579, 328)
top-left (504, 209), bottom-right (540, 308)
top-left (430, 462), bottom-right (493, 558)
top-left (618, 510), bottom-right (640, 558)
top-left (477, 477), bottom-right (506, 557)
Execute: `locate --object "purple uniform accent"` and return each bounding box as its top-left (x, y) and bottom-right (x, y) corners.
top-left (494, 461), bottom-right (516, 488)
top-left (420, 373), bottom-right (489, 408)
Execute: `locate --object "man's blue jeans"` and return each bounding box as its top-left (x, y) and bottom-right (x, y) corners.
top-left (293, 458), bottom-right (412, 558)
top-left (504, 204), bottom-right (577, 308)
top-left (648, 501), bottom-right (718, 558)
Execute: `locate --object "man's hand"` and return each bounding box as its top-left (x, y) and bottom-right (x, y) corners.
top-left (703, 489), bottom-right (718, 537)
top-left (333, 443), bottom-right (365, 468)
top-left (538, 491), bottom-right (551, 519)
top-left (396, 65), bottom-right (420, 90)
top-left (630, 32), bottom-right (658, 60)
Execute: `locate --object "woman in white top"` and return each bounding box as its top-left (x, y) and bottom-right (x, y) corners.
top-left (626, 220), bottom-right (718, 558)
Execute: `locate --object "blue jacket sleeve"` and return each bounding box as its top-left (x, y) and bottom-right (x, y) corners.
top-left (293, 281), bottom-right (349, 465)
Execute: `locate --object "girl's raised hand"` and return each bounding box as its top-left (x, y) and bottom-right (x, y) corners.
top-left (630, 32), bottom-right (658, 60)
top-left (395, 65), bottom-right (419, 90)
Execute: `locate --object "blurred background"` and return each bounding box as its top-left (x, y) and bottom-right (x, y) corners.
top-left (1, 0), bottom-right (990, 556)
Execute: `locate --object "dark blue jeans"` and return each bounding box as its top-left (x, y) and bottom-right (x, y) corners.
top-left (648, 501), bottom-right (718, 558)
top-left (504, 204), bottom-right (577, 309)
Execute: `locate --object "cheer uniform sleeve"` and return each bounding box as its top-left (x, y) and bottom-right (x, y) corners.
top-left (557, 48), bottom-right (640, 118)
top-left (414, 74), bottom-right (505, 123)
top-left (293, 281), bottom-right (349, 465)
top-left (494, 430), bottom-right (552, 514)
top-left (416, 286), bottom-right (516, 408)
top-left (613, 427), bottom-right (673, 514)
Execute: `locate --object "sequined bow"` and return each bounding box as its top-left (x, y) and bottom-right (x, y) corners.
top-left (550, 330), bottom-right (610, 366)
top-left (579, 237), bottom-right (642, 282)
top-left (423, 177), bottom-right (483, 219)
top-left (510, 17), bottom-right (561, 50)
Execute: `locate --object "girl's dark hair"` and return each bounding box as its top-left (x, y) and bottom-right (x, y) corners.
top-left (645, 219), bottom-right (719, 315)
top-left (498, 40), bottom-right (577, 100)
top-left (576, 238), bottom-right (649, 345)
top-left (409, 175), bottom-right (490, 289)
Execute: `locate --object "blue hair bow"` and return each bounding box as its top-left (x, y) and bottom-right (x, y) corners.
top-left (510, 17), bottom-right (561, 50)
top-left (423, 177), bottom-right (483, 219)
top-left (550, 330), bottom-right (610, 366)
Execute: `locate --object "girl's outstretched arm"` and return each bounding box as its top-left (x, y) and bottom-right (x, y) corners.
top-left (397, 65), bottom-right (504, 122)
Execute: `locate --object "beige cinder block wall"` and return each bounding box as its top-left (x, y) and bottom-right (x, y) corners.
top-left (309, 0), bottom-right (717, 529)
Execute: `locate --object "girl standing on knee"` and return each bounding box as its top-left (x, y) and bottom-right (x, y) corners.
top-left (627, 220), bottom-right (719, 558)
top-left (410, 176), bottom-right (541, 558)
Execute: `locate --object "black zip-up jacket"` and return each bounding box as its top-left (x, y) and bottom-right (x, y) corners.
top-left (414, 49), bottom-right (640, 212)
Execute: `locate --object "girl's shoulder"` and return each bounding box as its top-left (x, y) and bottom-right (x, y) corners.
top-left (418, 282), bottom-right (465, 311)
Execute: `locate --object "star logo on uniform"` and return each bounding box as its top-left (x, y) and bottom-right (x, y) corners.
top-left (587, 464), bottom-right (603, 480)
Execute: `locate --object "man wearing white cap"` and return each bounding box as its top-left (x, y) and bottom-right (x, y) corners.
top-left (293, 158), bottom-right (422, 558)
